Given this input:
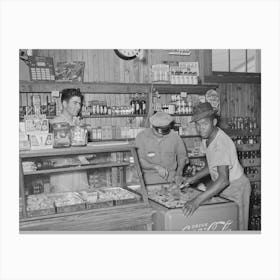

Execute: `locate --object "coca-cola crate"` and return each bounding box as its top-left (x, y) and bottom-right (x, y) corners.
top-left (240, 157), bottom-right (261, 167)
top-left (246, 167), bottom-right (261, 181)
top-left (236, 143), bottom-right (260, 151)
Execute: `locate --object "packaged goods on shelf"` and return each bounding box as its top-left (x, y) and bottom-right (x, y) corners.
top-left (151, 64), bottom-right (170, 83)
top-left (24, 115), bottom-right (49, 134)
top-left (29, 132), bottom-right (53, 150)
top-left (19, 133), bottom-right (31, 151)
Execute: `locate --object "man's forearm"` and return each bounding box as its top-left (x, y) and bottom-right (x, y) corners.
top-left (196, 177), bottom-right (229, 205)
top-left (176, 158), bottom-right (187, 176)
top-left (191, 165), bottom-right (210, 182)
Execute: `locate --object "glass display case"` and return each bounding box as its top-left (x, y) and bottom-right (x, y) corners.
top-left (19, 142), bottom-right (154, 231)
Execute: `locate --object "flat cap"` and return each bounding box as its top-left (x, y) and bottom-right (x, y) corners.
top-left (150, 111), bottom-right (174, 127)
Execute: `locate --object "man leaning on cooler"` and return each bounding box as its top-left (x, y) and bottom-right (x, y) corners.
top-left (181, 102), bottom-right (251, 230)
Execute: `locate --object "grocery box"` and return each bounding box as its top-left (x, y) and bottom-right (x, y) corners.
top-left (78, 191), bottom-right (114, 210)
top-left (99, 187), bottom-right (140, 206)
top-left (29, 132), bottom-right (53, 150)
top-left (26, 194), bottom-right (56, 217)
top-left (52, 192), bottom-right (86, 214)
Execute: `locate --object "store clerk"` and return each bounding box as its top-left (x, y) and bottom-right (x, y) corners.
top-left (135, 111), bottom-right (188, 185)
top-left (49, 88), bottom-right (89, 193)
top-left (181, 102), bottom-right (251, 230)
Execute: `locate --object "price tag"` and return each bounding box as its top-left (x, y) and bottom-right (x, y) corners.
top-left (180, 92), bottom-right (187, 98)
top-left (51, 90), bottom-right (60, 97)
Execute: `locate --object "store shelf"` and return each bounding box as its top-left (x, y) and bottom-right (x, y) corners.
top-left (83, 114), bottom-right (146, 118)
top-left (171, 114), bottom-right (193, 117)
top-left (153, 84), bottom-right (218, 94)
top-left (19, 80), bottom-right (151, 94)
top-left (19, 143), bottom-right (134, 158)
top-left (23, 162), bottom-right (130, 175)
top-left (222, 128), bottom-right (261, 137)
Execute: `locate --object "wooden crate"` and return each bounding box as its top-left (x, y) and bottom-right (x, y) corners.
top-left (241, 158), bottom-right (261, 167)
top-left (236, 143), bottom-right (260, 151)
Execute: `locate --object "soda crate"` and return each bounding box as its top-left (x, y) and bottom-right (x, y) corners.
top-left (240, 157), bottom-right (261, 167)
top-left (236, 143), bottom-right (260, 151)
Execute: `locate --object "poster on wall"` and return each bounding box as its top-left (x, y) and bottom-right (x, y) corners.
top-left (55, 61), bottom-right (85, 82)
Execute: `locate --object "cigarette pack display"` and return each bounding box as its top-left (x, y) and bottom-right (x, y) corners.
top-left (146, 184), bottom-right (238, 231)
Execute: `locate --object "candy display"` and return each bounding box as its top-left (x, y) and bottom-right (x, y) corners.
top-left (147, 185), bottom-right (225, 209)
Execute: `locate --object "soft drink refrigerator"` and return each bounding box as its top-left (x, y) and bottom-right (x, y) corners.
top-left (147, 185), bottom-right (239, 231)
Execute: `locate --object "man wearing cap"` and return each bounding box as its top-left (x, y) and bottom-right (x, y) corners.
top-left (135, 111), bottom-right (188, 185)
top-left (181, 102), bottom-right (251, 230)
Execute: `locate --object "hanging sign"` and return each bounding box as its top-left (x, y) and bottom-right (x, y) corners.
top-left (168, 49), bottom-right (191, 56)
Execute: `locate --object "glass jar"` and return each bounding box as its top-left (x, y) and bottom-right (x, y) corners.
top-left (70, 124), bottom-right (88, 146)
top-left (52, 122), bottom-right (71, 148)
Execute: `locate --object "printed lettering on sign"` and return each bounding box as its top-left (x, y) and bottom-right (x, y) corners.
top-left (182, 220), bottom-right (233, 231)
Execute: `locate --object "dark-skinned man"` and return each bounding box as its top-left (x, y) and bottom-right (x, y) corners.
top-left (182, 102), bottom-right (251, 230)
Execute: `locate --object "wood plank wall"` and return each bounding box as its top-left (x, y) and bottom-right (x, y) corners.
top-left (218, 83), bottom-right (261, 128)
top-left (20, 50), bottom-right (261, 128)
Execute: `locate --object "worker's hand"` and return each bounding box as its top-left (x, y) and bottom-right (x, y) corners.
top-left (174, 175), bottom-right (184, 186)
top-left (155, 165), bottom-right (168, 180)
top-left (180, 176), bottom-right (196, 189)
top-left (182, 197), bottom-right (200, 217)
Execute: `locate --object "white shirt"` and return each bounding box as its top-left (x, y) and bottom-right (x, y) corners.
top-left (201, 128), bottom-right (244, 182)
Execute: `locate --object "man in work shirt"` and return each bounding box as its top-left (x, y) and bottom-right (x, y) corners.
top-left (182, 102), bottom-right (251, 230)
top-left (135, 111), bottom-right (188, 185)
top-left (50, 88), bottom-right (89, 192)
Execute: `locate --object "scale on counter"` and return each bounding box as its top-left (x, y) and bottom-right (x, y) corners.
top-left (27, 56), bottom-right (56, 81)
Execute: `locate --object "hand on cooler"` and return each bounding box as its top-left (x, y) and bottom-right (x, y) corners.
top-left (155, 165), bottom-right (168, 180)
top-left (182, 197), bottom-right (200, 217)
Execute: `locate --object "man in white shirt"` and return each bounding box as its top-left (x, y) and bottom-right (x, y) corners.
top-left (182, 102), bottom-right (251, 230)
top-left (50, 88), bottom-right (89, 192)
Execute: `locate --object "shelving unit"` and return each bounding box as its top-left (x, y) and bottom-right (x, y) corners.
top-left (223, 128), bottom-right (261, 230)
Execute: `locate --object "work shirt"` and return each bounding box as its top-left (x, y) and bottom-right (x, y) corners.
top-left (201, 128), bottom-right (244, 182)
top-left (49, 114), bottom-right (89, 193)
top-left (201, 127), bottom-right (251, 230)
top-left (135, 128), bottom-right (188, 185)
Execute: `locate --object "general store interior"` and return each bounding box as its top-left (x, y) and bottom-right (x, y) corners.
top-left (19, 49), bottom-right (261, 231)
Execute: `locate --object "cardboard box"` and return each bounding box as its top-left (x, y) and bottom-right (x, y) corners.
top-left (29, 132), bottom-right (53, 150)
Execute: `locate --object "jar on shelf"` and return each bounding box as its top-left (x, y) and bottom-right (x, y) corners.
top-left (70, 124), bottom-right (88, 146)
top-left (52, 122), bottom-right (71, 148)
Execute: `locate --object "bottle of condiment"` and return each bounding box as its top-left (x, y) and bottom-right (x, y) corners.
top-left (130, 95), bottom-right (136, 115)
top-left (135, 95), bottom-right (140, 115)
top-left (141, 94), bottom-right (146, 115)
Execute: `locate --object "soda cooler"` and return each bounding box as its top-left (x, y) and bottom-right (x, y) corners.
top-left (146, 185), bottom-right (239, 231)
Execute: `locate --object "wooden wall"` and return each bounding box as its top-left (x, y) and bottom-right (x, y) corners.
top-left (34, 49), bottom-right (200, 83)
top-left (218, 83), bottom-right (261, 127)
top-left (20, 49), bottom-right (261, 127)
